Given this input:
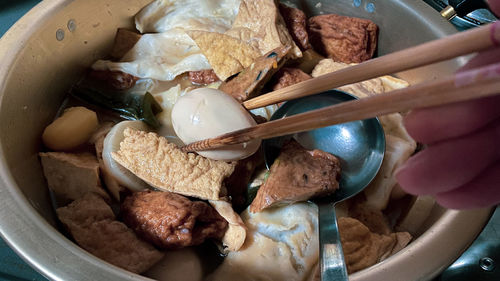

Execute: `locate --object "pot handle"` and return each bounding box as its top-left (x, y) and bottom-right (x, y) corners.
top-left (440, 0), bottom-right (490, 20)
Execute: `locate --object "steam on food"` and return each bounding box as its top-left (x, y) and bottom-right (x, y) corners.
top-left (134, 0), bottom-right (240, 34)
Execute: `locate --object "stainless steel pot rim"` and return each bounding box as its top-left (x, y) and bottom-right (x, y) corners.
top-left (0, 164), bottom-right (150, 280)
top-left (0, 1), bottom-right (148, 280)
top-left (352, 208), bottom-right (493, 280)
top-left (0, 1), bottom-right (493, 281)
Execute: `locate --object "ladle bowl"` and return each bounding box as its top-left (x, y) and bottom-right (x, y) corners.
top-left (262, 90), bottom-right (385, 280)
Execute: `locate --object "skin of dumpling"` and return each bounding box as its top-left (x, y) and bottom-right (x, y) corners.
top-left (206, 202), bottom-right (319, 281)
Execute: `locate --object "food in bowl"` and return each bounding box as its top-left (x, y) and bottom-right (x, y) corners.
top-left (35, 0), bottom-right (427, 279)
top-left (249, 139), bottom-right (342, 213)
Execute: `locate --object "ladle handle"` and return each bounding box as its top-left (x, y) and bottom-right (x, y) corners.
top-left (318, 202), bottom-right (348, 281)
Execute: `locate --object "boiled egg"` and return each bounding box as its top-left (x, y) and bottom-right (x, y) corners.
top-left (171, 88), bottom-right (260, 161)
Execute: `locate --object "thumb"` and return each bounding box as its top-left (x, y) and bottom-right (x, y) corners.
top-left (488, 0), bottom-right (500, 16)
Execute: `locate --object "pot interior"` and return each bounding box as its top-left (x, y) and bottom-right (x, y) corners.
top-left (0, 1), bottom-right (489, 281)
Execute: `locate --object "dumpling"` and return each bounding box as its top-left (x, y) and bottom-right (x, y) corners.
top-left (93, 0), bottom-right (241, 81)
top-left (135, 0), bottom-right (241, 33)
top-left (92, 30), bottom-right (211, 81)
top-left (207, 203), bottom-right (319, 281)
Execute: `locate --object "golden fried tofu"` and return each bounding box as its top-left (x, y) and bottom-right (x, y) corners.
top-left (311, 59), bottom-right (409, 96)
top-left (187, 0), bottom-right (301, 82)
top-left (338, 217), bottom-right (412, 274)
top-left (311, 59), bottom-right (385, 96)
top-left (56, 193), bottom-right (115, 227)
top-left (188, 31), bottom-right (261, 81)
top-left (219, 46), bottom-right (291, 102)
top-left (112, 128), bottom-right (235, 200)
top-left (227, 0), bottom-right (301, 58)
top-left (56, 193), bottom-right (164, 274)
top-left (39, 152), bottom-right (110, 201)
top-left (250, 140), bottom-right (341, 213)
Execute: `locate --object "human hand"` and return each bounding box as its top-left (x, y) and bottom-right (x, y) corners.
top-left (395, 0), bottom-right (500, 209)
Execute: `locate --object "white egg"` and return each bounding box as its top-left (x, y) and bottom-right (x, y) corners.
top-left (171, 88), bottom-right (260, 161)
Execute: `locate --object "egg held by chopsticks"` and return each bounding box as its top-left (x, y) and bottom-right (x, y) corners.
top-left (171, 88), bottom-right (261, 161)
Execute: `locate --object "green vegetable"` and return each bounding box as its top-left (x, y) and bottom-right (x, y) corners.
top-left (70, 83), bottom-right (162, 128)
top-left (246, 184), bottom-right (260, 206)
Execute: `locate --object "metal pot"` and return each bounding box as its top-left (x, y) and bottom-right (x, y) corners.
top-left (424, 0), bottom-right (497, 30)
top-left (0, 0), bottom-right (493, 280)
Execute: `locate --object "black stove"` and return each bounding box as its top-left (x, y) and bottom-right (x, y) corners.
top-left (424, 0), bottom-right (497, 30)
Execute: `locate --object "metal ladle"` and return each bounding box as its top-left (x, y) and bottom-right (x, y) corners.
top-left (262, 90), bottom-right (385, 281)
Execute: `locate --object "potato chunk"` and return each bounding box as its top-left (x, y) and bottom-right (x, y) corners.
top-left (42, 106), bottom-right (98, 151)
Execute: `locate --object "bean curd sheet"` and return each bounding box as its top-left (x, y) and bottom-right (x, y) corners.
top-left (38, 0), bottom-right (429, 280)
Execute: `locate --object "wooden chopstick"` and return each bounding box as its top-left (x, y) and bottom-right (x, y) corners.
top-left (243, 22), bottom-right (500, 110)
top-left (182, 61), bottom-right (500, 152)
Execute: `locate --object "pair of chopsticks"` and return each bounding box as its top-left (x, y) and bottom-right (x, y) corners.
top-left (183, 22), bottom-right (500, 152)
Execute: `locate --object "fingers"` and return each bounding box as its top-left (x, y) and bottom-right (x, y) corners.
top-left (404, 47), bottom-right (500, 144)
top-left (488, 0), bottom-right (500, 17)
top-left (395, 120), bottom-right (500, 195)
top-left (459, 48), bottom-right (500, 72)
top-left (436, 161), bottom-right (500, 209)
top-left (400, 9), bottom-right (500, 209)
top-left (403, 95), bottom-right (500, 144)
